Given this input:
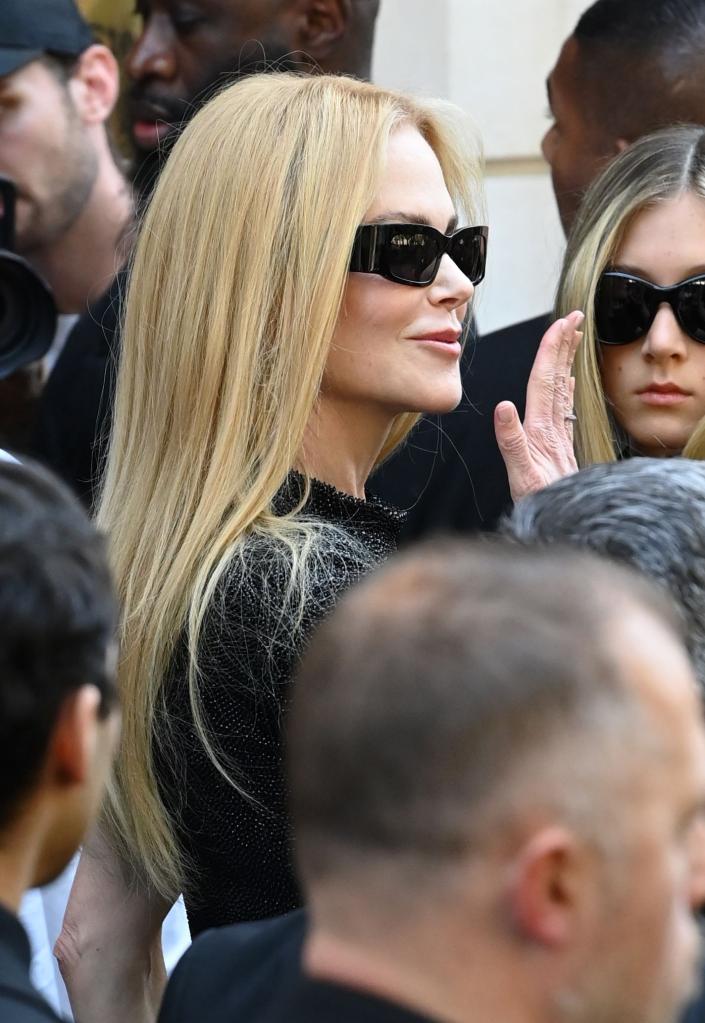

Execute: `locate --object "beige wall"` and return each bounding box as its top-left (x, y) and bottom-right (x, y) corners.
top-left (372, 0), bottom-right (590, 333)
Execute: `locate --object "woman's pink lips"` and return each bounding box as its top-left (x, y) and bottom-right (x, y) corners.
top-left (412, 336), bottom-right (462, 356)
top-left (637, 386), bottom-right (691, 406)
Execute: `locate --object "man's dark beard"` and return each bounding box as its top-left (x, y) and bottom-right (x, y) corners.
top-left (129, 45), bottom-right (318, 203)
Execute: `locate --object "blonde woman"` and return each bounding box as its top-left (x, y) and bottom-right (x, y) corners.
top-left (57, 73), bottom-right (581, 1022)
top-left (557, 123), bottom-right (705, 465)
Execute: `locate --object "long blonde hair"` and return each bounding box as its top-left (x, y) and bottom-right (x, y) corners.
top-left (555, 124), bottom-right (705, 465)
top-left (98, 73), bottom-right (483, 899)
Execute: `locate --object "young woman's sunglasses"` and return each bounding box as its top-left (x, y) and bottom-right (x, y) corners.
top-left (349, 223), bottom-right (488, 287)
top-left (595, 270), bottom-right (705, 345)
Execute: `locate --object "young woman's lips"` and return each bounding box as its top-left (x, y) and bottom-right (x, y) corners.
top-left (637, 384), bottom-right (691, 406)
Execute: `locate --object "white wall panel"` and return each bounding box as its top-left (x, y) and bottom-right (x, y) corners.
top-left (476, 174), bottom-right (564, 334)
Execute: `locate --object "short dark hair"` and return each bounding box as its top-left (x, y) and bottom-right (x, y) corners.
top-left (504, 458), bottom-right (705, 687)
top-left (0, 459), bottom-right (117, 829)
top-left (288, 540), bottom-right (679, 892)
top-left (573, 0), bottom-right (705, 139)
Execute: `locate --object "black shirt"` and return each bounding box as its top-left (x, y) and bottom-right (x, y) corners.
top-left (0, 904), bottom-right (63, 1022)
top-left (158, 910), bottom-right (440, 1023)
top-left (155, 476), bottom-right (405, 936)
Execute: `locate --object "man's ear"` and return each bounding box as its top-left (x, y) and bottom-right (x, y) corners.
top-left (295, 0), bottom-right (349, 59)
top-left (48, 684), bottom-right (103, 788)
top-left (615, 137), bottom-right (631, 154)
top-left (67, 44), bottom-right (120, 126)
top-left (506, 827), bottom-right (591, 948)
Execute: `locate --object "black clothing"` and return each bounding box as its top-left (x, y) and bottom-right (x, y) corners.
top-left (159, 907), bottom-right (705, 1023)
top-left (33, 292), bottom-right (546, 532)
top-left (0, 904), bottom-right (63, 1022)
top-left (158, 909), bottom-right (439, 1023)
top-left (156, 476), bottom-right (405, 937)
top-left (32, 271), bottom-right (123, 509)
top-left (372, 313), bottom-right (548, 538)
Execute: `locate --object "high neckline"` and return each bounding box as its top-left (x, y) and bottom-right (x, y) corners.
top-left (275, 472), bottom-right (406, 526)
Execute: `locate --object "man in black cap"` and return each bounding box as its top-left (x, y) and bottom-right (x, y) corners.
top-left (0, 0), bottom-right (132, 450)
top-left (0, 0), bottom-right (131, 317)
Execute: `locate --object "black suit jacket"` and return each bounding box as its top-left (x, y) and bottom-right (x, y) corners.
top-left (32, 272), bottom-right (123, 510)
top-left (0, 905), bottom-right (63, 1022)
top-left (371, 314), bottom-right (549, 538)
top-left (158, 910), bottom-right (438, 1023)
top-left (158, 907), bottom-right (705, 1023)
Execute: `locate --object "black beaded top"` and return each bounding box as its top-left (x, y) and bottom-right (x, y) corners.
top-left (155, 474), bottom-right (404, 937)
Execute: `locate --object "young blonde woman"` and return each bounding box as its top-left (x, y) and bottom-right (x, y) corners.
top-left (56, 73), bottom-right (582, 1022)
top-left (557, 123), bottom-right (705, 464)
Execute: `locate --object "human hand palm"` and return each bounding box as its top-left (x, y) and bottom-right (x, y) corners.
top-left (494, 311), bottom-right (584, 503)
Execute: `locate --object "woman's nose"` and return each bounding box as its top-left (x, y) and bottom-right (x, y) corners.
top-left (642, 303), bottom-right (689, 361)
top-left (430, 254), bottom-right (475, 313)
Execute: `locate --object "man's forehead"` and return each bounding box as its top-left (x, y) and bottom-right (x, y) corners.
top-left (0, 59), bottom-right (46, 93)
top-left (547, 38), bottom-right (581, 102)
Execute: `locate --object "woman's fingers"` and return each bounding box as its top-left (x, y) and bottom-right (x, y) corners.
top-left (557, 313), bottom-right (583, 437)
top-left (561, 375), bottom-right (576, 446)
top-left (524, 317), bottom-right (568, 426)
top-left (495, 311), bottom-right (583, 504)
top-left (563, 310), bottom-right (584, 387)
top-left (524, 311), bottom-right (583, 429)
top-left (494, 401), bottom-right (539, 501)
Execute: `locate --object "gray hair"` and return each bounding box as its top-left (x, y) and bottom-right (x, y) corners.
top-left (504, 458), bottom-right (705, 685)
top-left (289, 538), bottom-right (682, 903)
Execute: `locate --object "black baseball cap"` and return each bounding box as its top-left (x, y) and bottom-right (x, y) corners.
top-left (0, 0), bottom-right (94, 78)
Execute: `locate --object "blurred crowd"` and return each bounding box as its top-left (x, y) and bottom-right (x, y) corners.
top-left (1, 3), bottom-right (705, 1023)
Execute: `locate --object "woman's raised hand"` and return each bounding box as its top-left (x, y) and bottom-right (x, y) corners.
top-left (494, 310), bottom-right (584, 503)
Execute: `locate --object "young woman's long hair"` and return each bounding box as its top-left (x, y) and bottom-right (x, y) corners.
top-left (98, 73), bottom-right (484, 899)
top-left (555, 123), bottom-right (705, 465)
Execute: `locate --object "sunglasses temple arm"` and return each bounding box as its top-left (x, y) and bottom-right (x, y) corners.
top-left (349, 226), bottom-right (381, 274)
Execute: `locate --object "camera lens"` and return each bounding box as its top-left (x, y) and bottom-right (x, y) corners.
top-left (0, 251), bottom-right (55, 378)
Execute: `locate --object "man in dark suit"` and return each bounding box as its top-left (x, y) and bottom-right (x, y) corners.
top-left (373, 0), bottom-right (705, 535)
top-left (0, 459), bottom-right (119, 1021)
top-left (157, 540), bottom-right (705, 1023)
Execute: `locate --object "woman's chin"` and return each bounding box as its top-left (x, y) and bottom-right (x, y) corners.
top-left (408, 382), bottom-right (463, 416)
top-left (425, 391), bottom-right (464, 415)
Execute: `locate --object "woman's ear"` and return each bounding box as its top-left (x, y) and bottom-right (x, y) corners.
top-left (67, 44), bottom-right (120, 127)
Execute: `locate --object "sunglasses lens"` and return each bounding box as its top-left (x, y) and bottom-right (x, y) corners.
top-left (595, 275), bottom-right (653, 344)
top-left (677, 279), bottom-right (705, 343)
top-left (385, 228), bottom-right (442, 284)
top-left (452, 231), bottom-right (486, 285)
